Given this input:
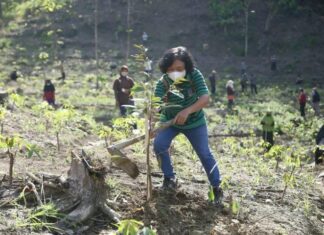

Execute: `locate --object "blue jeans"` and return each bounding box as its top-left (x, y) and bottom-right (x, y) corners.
top-left (153, 124), bottom-right (221, 187)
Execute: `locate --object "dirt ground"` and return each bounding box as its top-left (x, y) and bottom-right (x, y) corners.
top-left (0, 102), bottom-right (323, 235)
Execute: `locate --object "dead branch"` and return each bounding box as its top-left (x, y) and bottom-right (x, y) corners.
top-left (26, 181), bottom-right (43, 206)
top-left (26, 172), bottom-right (61, 190)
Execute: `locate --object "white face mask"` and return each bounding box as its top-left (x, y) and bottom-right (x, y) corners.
top-left (167, 70), bottom-right (186, 81)
top-left (121, 72), bottom-right (128, 77)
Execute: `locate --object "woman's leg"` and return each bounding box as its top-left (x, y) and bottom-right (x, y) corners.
top-left (301, 104), bottom-right (306, 117)
top-left (153, 127), bottom-right (180, 179)
top-left (182, 125), bottom-right (221, 187)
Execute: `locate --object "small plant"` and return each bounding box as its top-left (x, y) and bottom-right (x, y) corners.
top-left (25, 143), bottom-right (41, 159)
top-left (230, 198), bottom-right (240, 216)
top-left (106, 177), bottom-right (118, 190)
top-left (112, 116), bottom-right (138, 138)
top-left (97, 124), bottom-right (113, 148)
top-left (208, 185), bottom-right (215, 202)
top-left (16, 203), bottom-right (64, 233)
top-left (115, 219), bottom-right (156, 235)
top-left (115, 219), bottom-right (143, 235)
top-left (280, 152), bottom-right (301, 202)
top-left (44, 106), bottom-right (76, 151)
top-left (9, 93), bottom-right (25, 109)
top-left (0, 107), bottom-right (7, 134)
top-left (0, 135), bottom-right (22, 186)
top-left (264, 145), bottom-right (287, 170)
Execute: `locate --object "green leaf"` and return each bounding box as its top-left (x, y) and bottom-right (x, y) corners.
top-left (173, 77), bottom-right (188, 86)
top-left (131, 83), bottom-right (145, 93)
top-left (6, 137), bottom-right (15, 148)
top-left (141, 227), bottom-right (157, 235)
top-left (231, 200), bottom-right (240, 215)
top-left (115, 219), bottom-right (143, 235)
top-left (208, 185), bottom-right (214, 202)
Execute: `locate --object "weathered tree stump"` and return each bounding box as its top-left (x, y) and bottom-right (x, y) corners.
top-left (0, 149), bottom-right (120, 232)
top-left (57, 150), bottom-right (120, 226)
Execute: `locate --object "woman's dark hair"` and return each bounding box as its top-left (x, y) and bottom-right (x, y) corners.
top-left (159, 46), bottom-right (195, 74)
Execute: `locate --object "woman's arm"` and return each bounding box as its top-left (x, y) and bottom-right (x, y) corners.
top-left (174, 94), bottom-right (209, 125)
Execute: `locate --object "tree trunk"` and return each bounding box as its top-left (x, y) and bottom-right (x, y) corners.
top-left (125, 0), bottom-right (131, 64)
top-left (244, 7), bottom-right (249, 57)
top-left (264, 11), bottom-right (273, 33)
top-left (94, 0), bottom-right (99, 89)
top-left (0, 0), bottom-right (3, 19)
top-left (264, 2), bottom-right (277, 33)
top-left (145, 111), bottom-right (152, 201)
top-left (108, 0), bottom-right (112, 13)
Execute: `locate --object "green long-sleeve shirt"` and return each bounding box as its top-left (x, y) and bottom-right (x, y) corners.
top-left (154, 68), bottom-right (209, 129)
top-left (261, 114), bottom-right (275, 132)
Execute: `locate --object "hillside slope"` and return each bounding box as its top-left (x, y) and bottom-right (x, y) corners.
top-left (1, 0), bottom-right (324, 82)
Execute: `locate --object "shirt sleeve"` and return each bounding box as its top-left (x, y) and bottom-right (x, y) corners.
top-left (129, 77), bottom-right (135, 88)
top-left (154, 77), bottom-right (167, 99)
top-left (191, 69), bottom-right (209, 97)
top-left (113, 80), bottom-right (118, 91)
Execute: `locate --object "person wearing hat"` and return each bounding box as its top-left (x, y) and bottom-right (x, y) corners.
top-left (261, 111), bottom-right (275, 150)
top-left (226, 80), bottom-right (235, 109)
top-left (113, 65), bottom-right (135, 116)
top-left (43, 79), bottom-right (55, 106)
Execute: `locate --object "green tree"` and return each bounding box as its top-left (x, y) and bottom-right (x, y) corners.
top-left (209, 0), bottom-right (242, 34)
top-left (125, 0), bottom-right (132, 63)
top-left (0, 0), bottom-right (3, 18)
top-left (94, 0), bottom-right (99, 89)
top-left (210, 0), bottom-right (254, 56)
top-left (264, 0), bottom-right (299, 33)
top-left (241, 0), bottom-right (254, 57)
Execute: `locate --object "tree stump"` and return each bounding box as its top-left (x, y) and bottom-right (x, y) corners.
top-left (58, 150), bottom-right (120, 226)
top-left (0, 150), bottom-right (120, 232)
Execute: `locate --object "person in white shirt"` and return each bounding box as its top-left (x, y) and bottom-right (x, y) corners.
top-left (144, 57), bottom-right (152, 74)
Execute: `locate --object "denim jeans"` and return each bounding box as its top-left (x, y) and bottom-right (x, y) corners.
top-left (153, 124), bottom-right (221, 187)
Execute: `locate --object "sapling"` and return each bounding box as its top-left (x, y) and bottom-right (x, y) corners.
top-left (97, 124), bottom-right (112, 148)
top-left (129, 45), bottom-right (185, 200)
top-left (0, 107), bottom-right (6, 134)
top-left (38, 52), bottom-right (49, 79)
top-left (44, 107), bottom-right (76, 151)
top-left (264, 145), bottom-right (286, 171)
top-left (280, 152), bottom-right (301, 202)
top-left (0, 136), bottom-right (21, 186)
top-left (8, 93), bottom-right (25, 110)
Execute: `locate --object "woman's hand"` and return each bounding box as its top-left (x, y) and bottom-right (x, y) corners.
top-left (173, 95), bottom-right (209, 125)
top-left (174, 108), bottom-right (191, 125)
